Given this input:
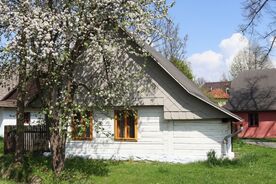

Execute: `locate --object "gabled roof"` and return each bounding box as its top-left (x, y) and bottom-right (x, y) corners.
top-left (0, 80), bottom-right (39, 108)
top-left (0, 77), bottom-right (18, 100)
top-left (143, 44), bottom-right (241, 121)
top-left (225, 69), bottom-right (276, 111)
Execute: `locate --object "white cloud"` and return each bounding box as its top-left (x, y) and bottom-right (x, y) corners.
top-left (219, 33), bottom-right (249, 67)
top-left (271, 58), bottom-right (276, 67)
top-left (219, 33), bottom-right (248, 57)
top-left (188, 33), bottom-right (249, 81)
top-left (188, 51), bottom-right (224, 81)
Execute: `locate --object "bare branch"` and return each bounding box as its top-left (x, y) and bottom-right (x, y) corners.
top-left (241, 0), bottom-right (270, 33)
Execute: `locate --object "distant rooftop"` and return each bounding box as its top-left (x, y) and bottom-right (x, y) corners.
top-left (203, 81), bottom-right (231, 91)
top-left (208, 89), bottom-right (229, 99)
top-left (225, 69), bottom-right (276, 111)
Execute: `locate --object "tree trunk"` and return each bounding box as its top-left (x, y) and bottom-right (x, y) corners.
top-left (50, 124), bottom-right (66, 175)
top-left (15, 33), bottom-right (27, 163)
top-left (15, 84), bottom-right (25, 163)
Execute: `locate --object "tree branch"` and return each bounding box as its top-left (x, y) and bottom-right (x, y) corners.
top-left (242, 0), bottom-right (270, 33)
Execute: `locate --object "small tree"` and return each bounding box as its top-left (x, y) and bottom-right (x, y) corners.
top-left (149, 20), bottom-right (193, 80)
top-left (195, 77), bottom-right (206, 87)
top-left (159, 21), bottom-right (188, 61)
top-left (171, 57), bottom-right (193, 80)
top-left (230, 42), bottom-right (272, 78)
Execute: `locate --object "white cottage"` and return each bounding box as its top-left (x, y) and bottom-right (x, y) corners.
top-left (67, 44), bottom-right (241, 163)
top-left (0, 43), bottom-right (241, 163)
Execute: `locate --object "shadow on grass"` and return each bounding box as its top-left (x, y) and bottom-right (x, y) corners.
top-left (0, 152), bottom-right (121, 183)
top-left (0, 154), bottom-right (32, 183)
top-left (64, 157), bottom-right (111, 176)
top-left (26, 153), bottom-right (120, 177)
top-left (55, 157), bottom-right (121, 183)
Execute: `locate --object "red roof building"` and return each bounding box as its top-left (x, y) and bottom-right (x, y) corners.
top-left (208, 88), bottom-right (229, 99)
top-left (225, 69), bottom-right (276, 138)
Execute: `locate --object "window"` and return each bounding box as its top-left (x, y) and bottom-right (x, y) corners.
top-left (72, 111), bottom-right (93, 140)
top-left (24, 112), bottom-right (30, 125)
top-left (248, 113), bottom-right (259, 127)
top-left (114, 110), bottom-right (138, 141)
top-left (226, 88), bottom-right (230, 94)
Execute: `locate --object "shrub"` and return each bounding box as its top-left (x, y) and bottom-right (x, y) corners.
top-left (206, 150), bottom-right (221, 167)
top-left (206, 150), bottom-right (239, 167)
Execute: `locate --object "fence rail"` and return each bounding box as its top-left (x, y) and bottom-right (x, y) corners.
top-left (4, 125), bottom-right (50, 154)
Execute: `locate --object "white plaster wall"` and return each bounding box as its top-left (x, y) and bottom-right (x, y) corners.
top-left (29, 111), bottom-right (44, 125)
top-left (0, 108), bottom-right (44, 137)
top-left (66, 107), bottom-right (232, 163)
top-left (0, 109), bottom-right (2, 137)
top-left (0, 109), bottom-right (16, 137)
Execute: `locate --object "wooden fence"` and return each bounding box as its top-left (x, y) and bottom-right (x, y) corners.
top-left (4, 125), bottom-right (50, 154)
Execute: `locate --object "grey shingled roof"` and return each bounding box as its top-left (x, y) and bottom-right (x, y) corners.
top-left (225, 69), bottom-right (276, 111)
top-left (0, 76), bottom-right (18, 100)
top-left (143, 44), bottom-right (241, 121)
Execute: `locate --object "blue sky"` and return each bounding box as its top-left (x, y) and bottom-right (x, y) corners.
top-left (170, 0), bottom-right (244, 55)
top-left (169, 0), bottom-right (258, 81)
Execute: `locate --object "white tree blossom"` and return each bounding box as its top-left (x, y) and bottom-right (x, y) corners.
top-left (0, 0), bottom-right (171, 173)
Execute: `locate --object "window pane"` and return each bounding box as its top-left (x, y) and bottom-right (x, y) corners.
top-left (85, 117), bottom-right (91, 138)
top-left (117, 112), bottom-right (125, 138)
top-left (249, 113), bottom-right (253, 126)
top-left (84, 112), bottom-right (91, 139)
top-left (128, 112), bottom-right (135, 138)
top-left (249, 113), bottom-right (259, 127)
top-left (254, 113), bottom-right (259, 126)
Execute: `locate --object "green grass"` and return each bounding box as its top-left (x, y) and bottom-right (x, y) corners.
top-left (0, 137), bottom-right (3, 156)
top-left (0, 139), bottom-right (276, 184)
top-left (0, 137), bottom-right (16, 184)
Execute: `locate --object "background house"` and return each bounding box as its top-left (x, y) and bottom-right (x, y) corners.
top-left (0, 81), bottom-right (43, 137)
top-left (225, 69), bottom-right (276, 138)
top-left (202, 81), bottom-right (231, 106)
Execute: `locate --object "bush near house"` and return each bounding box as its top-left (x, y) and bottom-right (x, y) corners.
top-left (0, 139), bottom-right (276, 184)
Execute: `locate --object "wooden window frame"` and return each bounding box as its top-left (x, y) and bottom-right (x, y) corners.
top-left (72, 111), bottom-right (93, 141)
top-left (114, 110), bottom-right (138, 141)
top-left (248, 112), bottom-right (259, 127)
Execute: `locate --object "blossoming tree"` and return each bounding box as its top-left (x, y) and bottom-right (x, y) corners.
top-left (0, 0), bottom-right (171, 174)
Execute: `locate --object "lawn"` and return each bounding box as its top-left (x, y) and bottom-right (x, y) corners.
top-left (0, 139), bottom-right (276, 184)
top-left (0, 137), bottom-right (3, 156)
